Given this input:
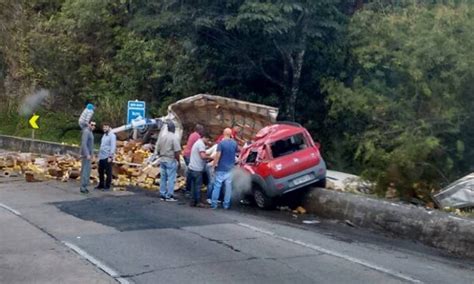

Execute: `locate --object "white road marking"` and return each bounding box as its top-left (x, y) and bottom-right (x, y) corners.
top-left (0, 202), bottom-right (128, 283)
top-left (0, 202), bottom-right (21, 216)
top-left (63, 241), bottom-right (131, 284)
top-left (238, 222), bottom-right (423, 284)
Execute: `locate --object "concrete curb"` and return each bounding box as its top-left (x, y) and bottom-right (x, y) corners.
top-left (0, 135), bottom-right (79, 156)
top-left (303, 187), bottom-right (474, 258)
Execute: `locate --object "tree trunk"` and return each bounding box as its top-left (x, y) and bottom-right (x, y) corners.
top-left (285, 49), bottom-right (305, 121)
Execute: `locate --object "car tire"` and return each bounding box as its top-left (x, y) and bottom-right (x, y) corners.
top-left (253, 185), bottom-right (274, 210)
top-left (314, 178), bottom-right (326, 188)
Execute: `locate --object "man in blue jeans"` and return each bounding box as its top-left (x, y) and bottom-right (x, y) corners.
top-left (211, 128), bottom-right (238, 209)
top-left (80, 121), bottom-right (96, 194)
top-left (187, 132), bottom-right (211, 207)
top-left (155, 120), bottom-right (181, 201)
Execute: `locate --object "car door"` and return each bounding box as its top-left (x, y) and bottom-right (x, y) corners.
top-left (267, 132), bottom-right (320, 179)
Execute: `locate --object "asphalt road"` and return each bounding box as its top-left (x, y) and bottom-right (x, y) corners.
top-left (0, 177), bottom-right (473, 283)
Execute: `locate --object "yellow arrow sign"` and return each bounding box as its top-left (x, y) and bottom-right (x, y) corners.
top-left (29, 114), bottom-right (40, 129)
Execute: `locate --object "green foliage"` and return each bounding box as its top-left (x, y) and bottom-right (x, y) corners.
top-left (325, 3), bottom-right (474, 199)
top-left (0, 110), bottom-right (81, 145)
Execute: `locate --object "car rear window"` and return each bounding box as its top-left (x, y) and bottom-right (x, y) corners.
top-left (270, 133), bottom-right (308, 158)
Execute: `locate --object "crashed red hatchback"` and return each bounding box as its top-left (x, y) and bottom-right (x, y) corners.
top-left (238, 122), bottom-right (326, 209)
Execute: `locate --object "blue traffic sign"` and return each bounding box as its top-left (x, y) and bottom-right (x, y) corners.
top-left (127, 100), bottom-right (146, 124)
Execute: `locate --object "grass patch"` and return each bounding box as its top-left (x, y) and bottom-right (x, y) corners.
top-left (0, 109), bottom-right (82, 145)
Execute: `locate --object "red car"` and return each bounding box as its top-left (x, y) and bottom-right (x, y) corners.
top-left (238, 122), bottom-right (326, 209)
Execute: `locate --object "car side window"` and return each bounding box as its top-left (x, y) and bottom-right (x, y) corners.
top-left (260, 145), bottom-right (268, 160)
top-left (246, 150), bottom-right (258, 164)
top-left (271, 133), bottom-right (308, 158)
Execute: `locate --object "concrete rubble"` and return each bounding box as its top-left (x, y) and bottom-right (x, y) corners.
top-left (326, 170), bottom-right (374, 195)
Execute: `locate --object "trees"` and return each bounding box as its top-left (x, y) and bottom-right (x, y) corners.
top-left (224, 0), bottom-right (345, 120)
top-left (132, 0), bottom-right (346, 120)
top-left (325, 3), bottom-right (474, 198)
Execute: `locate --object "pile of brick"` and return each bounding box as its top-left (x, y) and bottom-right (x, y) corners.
top-left (0, 141), bottom-right (186, 191)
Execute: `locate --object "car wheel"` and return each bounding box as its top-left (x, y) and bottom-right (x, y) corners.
top-left (314, 178), bottom-right (326, 188)
top-left (253, 186), bottom-right (274, 209)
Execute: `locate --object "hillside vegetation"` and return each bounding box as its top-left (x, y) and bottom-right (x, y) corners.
top-left (1, 0), bottom-right (473, 201)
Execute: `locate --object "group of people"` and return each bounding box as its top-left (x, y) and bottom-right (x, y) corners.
top-left (78, 101), bottom-right (240, 209)
top-left (181, 125), bottom-right (239, 209)
top-left (78, 103), bottom-right (117, 194)
top-left (156, 122), bottom-right (240, 209)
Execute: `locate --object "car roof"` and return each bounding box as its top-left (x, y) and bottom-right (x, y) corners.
top-left (254, 123), bottom-right (305, 144)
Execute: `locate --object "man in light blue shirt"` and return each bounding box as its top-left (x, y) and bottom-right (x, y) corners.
top-left (96, 122), bottom-right (116, 190)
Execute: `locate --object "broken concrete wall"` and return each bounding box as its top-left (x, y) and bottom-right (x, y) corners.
top-left (303, 187), bottom-right (474, 258)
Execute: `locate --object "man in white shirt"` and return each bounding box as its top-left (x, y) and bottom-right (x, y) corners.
top-left (188, 132), bottom-right (211, 207)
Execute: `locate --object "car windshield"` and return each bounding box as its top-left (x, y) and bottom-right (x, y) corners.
top-left (270, 133), bottom-right (308, 158)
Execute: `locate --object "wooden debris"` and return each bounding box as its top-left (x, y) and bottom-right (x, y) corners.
top-left (174, 176), bottom-right (186, 191)
top-left (385, 183), bottom-right (399, 200)
top-left (292, 206), bottom-right (307, 215)
top-left (25, 171), bottom-right (43, 182)
top-left (69, 170), bottom-right (80, 179)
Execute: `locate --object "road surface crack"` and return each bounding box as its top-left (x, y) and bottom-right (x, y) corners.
top-left (182, 229), bottom-right (244, 254)
top-left (119, 257), bottom-right (258, 278)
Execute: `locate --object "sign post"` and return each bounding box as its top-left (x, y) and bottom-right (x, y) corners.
top-left (127, 100), bottom-right (146, 124)
top-left (29, 114), bottom-right (40, 139)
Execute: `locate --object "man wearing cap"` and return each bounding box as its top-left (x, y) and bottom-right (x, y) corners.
top-left (155, 120), bottom-right (181, 201)
top-left (80, 121), bottom-right (96, 194)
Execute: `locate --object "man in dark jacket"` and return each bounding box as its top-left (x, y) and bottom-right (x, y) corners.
top-left (80, 121), bottom-right (95, 193)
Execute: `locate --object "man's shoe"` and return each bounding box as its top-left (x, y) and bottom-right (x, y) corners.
top-left (166, 197), bottom-right (178, 202)
top-left (80, 189), bottom-right (89, 194)
top-left (196, 203), bottom-right (210, 208)
top-left (160, 195), bottom-right (167, 201)
top-left (206, 198), bottom-right (212, 205)
top-left (94, 186), bottom-right (104, 190)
